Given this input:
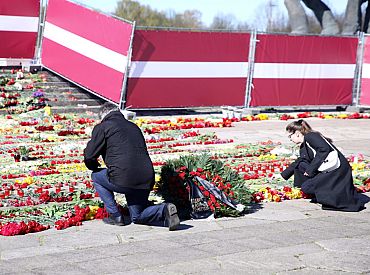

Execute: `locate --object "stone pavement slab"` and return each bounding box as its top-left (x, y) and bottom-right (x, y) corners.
top-left (1, 196), bottom-right (370, 274)
top-left (200, 118), bottom-right (370, 157)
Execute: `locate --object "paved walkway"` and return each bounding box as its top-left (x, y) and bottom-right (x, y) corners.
top-left (1, 117), bottom-right (370, 275)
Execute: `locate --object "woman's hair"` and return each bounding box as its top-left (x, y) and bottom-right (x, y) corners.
top-left (286, 119), bottom-right (312, 135)
top-left (286, 119), bottom-right (332, 142)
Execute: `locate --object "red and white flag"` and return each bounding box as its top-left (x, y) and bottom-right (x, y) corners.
top-left (42, 0), bottom-right (133, 103)
top-left (251, 34), bottom-right (357, 107)
top-left (127, 30), bottom-right (250, 108)
top-left (0, 0), bottom-right (39, 58)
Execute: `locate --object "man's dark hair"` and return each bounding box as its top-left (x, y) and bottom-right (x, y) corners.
top-left (99, 102), bottom-right (119, 120)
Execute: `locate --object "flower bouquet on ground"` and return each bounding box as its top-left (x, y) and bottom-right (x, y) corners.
top-left (158, 154), bottom-right (252, 219)
top-left (0, 199), bottom-right (108, 236)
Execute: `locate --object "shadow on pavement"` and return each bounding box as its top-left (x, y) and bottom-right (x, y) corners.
top-left (176, 224), bottom-right (194, 231)
top-left (244, 203), bottom-right (264, 214)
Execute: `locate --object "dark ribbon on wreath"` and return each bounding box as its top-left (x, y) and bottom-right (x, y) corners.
top-left (186, 176), bottom-right (242, 219)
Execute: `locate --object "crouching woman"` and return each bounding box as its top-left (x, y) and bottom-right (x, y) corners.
top-left (280, 119), bottom-right (364, 212)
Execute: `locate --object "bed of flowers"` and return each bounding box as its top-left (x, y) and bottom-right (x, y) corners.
top-left (1, 69), bottom-right (370, 236)
top-left (0, 106), bottom-right (248, 235)
top-left (232, 111), bottom-right (370, 121)
top-left (1, 69), bottom-right (48, 114)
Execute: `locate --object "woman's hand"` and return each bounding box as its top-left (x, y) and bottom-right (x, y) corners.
top-left (304, 172), bottom-right (309, 177)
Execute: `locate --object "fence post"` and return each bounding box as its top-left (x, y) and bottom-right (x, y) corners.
top-left (119, 21), bottom-right (136, 110)
top-left (354, 32), bottom-right (365, 107)
top-left (244, 29), bottom-right (257, 108)
top-left (34, 0), bottom-right (47, 64)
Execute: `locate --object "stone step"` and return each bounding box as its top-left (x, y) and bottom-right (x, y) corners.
top-left (1, 69), bottom-right (107, 115)
top-left (46, 92), bottom-right (105, 101)
top-left (36, 82), bottom-right (77, 88)
top-left (50, 105), bottom-right (101, 114)
top-left (43, 89), bottom-right (94, 97)
top-left (9, 89), bottom-right (102, 101)
top-left (43, 75), bottom-right (67, 82)
top-left (43, 86), bottom-right (81, 91)
top-left (0, 105), bottom-right (101, 115)
top-left (47, 98), bottom-right (104, 107)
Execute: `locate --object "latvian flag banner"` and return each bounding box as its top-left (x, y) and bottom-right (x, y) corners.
top-left (0, 0), bottom-right (39, 59)
top-left (42, 0), bottom-right (133, 103)
top-left (250, 34), bottom-right (357, 107)
top-left (126, 30), bottom-right (250, 108)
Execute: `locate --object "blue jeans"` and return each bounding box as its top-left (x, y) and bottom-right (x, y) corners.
top-left (91, 169), bottom-right (166, 226)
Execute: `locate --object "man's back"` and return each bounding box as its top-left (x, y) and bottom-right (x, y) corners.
top-left (84, 111), bottom-right (154, 190)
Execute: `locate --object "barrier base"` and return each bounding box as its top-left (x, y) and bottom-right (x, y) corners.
top-left (346, 106), bottom-right (367, 113)
top-left (29, 65), bottom-right (42, 73)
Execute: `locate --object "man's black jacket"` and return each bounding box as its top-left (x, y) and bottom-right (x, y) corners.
top-left (84, 111), bottom-right (154, 190)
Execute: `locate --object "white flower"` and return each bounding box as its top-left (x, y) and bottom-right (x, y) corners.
top-left (270, 147), bottom-right (292, 156)
top-left (13, 82), bottom-right (23, 91)
top-left (236, 204), bottom-right (245, 212)
top-left (16, 71), bottom-right (24, 79)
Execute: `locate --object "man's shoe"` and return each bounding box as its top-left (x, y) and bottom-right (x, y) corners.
top-left (164, 203), bottom-right (180, 231)
top-left (103, 214), bottom-right (125, 226)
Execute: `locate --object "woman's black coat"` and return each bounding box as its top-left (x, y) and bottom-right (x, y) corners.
top-left (281, 132), bottom-right (363, 212)
top-left (84, 111), bottom-right (154, 190)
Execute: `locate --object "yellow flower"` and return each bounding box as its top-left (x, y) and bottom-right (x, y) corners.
top-left (259, 187), bottom-right (268, 193)
top-left (47, 135), bottom-right (57, 142)
top-left (258, 154), bottom-right (277, 161)
top-left (44, 106), bottom-right (52, 116)
top-left (351, 163), bottom-right (366, 171)
top-left (134, 118), bottom-right (148, 127)
top-left (90, 205), bottom-right (99, 211)
top-left (291, 188), bottom-right (302, 199)
top-left (85, 205), bottom-right (100, 220)
top-left (267, 193), bottom-right (273, 201)
top-left (323, 115), bottom-right (333, 119)
top-left (57, 163), bottom-right (87, 173)
top-left (23, 176), bottom-right (33, 185)
top-left (152, 183), bottom-right (159, 192)
top-left (336, 114), bottom-right (348, 119)
top-left (256, 113), bottom-right (269, 120)
top-left (155, 174), bottom-right (161, 182)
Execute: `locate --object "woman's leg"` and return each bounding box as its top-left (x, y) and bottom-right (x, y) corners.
top-left (301, 178), bottom-right (316, 195)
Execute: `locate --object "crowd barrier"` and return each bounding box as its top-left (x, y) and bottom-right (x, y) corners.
top-left (2, 0), bottom-right (370, 109)
top-left (126, 30), bottom-right (250, 108)
top-left (41, 0), bottom-right (134, 103)
top-left (251, 34), bottom-right (357, 107)
top-left (0, 0), bottom-right (40, 63)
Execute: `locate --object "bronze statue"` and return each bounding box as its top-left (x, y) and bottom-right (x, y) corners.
top-left (284, 0), bottom-right (370, 35)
